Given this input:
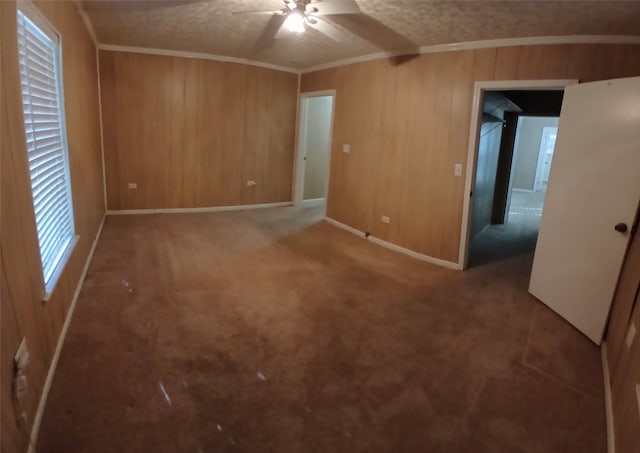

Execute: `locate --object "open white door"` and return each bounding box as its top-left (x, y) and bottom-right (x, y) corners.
top-left (529, 76), bottom-right (640, 345)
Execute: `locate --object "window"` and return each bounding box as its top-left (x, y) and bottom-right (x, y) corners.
top-left (17, 3), bottom-right (76, 295)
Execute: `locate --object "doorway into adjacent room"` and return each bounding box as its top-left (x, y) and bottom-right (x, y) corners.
top-left (294, 92), bottom-right (335, 213)
top-left (460, 81), bottom-right (574, 269)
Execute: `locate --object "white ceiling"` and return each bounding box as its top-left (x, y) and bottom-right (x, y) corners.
top-left (80, 0), bottom-right (640, 70)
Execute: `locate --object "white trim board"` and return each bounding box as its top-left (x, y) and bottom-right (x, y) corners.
top-left (302, 197), bottom-right (326, 204)
top-left (96, 48), bottom-right (108, 211)
top-left (28, 214), bottom-right (106, 453)
top-left (325, 217), bottom-right (460, 270)
top-left (293, 90), bottom-right (336, 220)
top-left (92, 36), bottom-right (640, 76)
top-left (73, 0), bottom-right (98, 46)
top-left (302, 35), bottom-right (640, 73)
top-left (97, 44), bottom-right (299, 74)
top-left (601, 344), bottom-right (616, 453)
top-left (106, 201), bottom-right (293, 216)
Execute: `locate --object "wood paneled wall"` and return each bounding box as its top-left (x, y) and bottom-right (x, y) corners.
top-left (1, 1), bottom-right (104, 452)
top-left (301, 44), bottom-right (640, 263)
top-left (606, 211), bottom-right (640, 453)
top-left (99, 51), bottom-right (298, 210)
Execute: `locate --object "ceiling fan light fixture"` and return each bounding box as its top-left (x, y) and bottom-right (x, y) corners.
top-left (284, 12), bottom-right (306, 33)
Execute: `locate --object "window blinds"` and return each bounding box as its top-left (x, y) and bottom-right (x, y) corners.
top-left (17, 9), bottom-right (75, 288)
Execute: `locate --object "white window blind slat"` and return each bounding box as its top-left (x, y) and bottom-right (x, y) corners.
top-left (21, 71), bottom-right (57, 92)
top-left (20, 53), bottom-right (55, 78)
top-left (39, 207), bottom-right (70, 261)
top-left (22, 85), bottom-right (57, 101)
top-left (27, 142), bottom-right (61, 161)
top-left (17, 8), bottom-right (75, 293)
top-left (26, 104), bottom-right (59, 115)
top-left (22, 26), bottom-right (54, 55)
top-left (33, 155), bottom-right (62, 180)
top-left (18, 47), bottom-right (56, 72)
top-left (18, 43), bottom-right (56, 68)
top-left (31, 161), bottom-right (64, 190)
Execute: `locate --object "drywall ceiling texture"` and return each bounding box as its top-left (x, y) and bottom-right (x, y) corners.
top-left (81, 0), bottom-right (640, 69)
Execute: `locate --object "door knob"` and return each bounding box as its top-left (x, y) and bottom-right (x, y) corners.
top-left (614, 222), bottom-right (628, 233)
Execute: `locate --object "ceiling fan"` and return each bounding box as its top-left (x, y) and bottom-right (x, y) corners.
top-left (234, 0), bottom-right (361, 50)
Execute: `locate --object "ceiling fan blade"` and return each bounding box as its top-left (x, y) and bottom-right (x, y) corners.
top-left (253, 14), bottom-right (287, 52)
top-left (306, 0), bottom-right (360, 16)
top-left (305, 17), bottom-right (347, 41)
top-left (329, 14), bottom-right (417, 52)
top-left (82, 0), bottom-right (201, 13)
top-left (232, 9), bottom-right (283, 15)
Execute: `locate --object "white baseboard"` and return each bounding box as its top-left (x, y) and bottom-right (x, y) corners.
top-left (28, 214), bottom-right (106, 453)
top-left (324, 216), bottom-right (365, 237)
top-left (106, 201), bottom-right (293, 215)
top-left (601, 343), bottom-right (616, 453)
top-left (325, 217), bottom-right (460, 270)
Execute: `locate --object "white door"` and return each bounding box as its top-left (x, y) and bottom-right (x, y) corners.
top-left (529, 76), bottom-right (640, 345)
top-left (534, 126), bottom-right (557, 191)
top-left (294, 95), bottom-right (334, 204)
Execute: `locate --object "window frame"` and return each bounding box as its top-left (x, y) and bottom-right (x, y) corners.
top-left (17, 0), bottom-right (78, 300)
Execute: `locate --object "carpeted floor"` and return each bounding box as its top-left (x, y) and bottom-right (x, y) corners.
top-left (38, 204), bottom-right (605, 453)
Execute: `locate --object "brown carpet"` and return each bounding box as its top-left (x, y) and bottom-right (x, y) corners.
top-left (38, 204), bottom-right (605, 453)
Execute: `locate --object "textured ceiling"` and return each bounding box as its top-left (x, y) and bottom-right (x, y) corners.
top-left (81, 0), bottom-right (640, 70)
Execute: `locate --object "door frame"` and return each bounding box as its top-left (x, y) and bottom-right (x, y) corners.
top-left (458, 79), bottom-right (578, 270)
top-left (292, 90), bottom-right (336, 213)
top-left (533, 125), bottom-right (558, 191)
top-left (506, 115), bottom-right (559, 220)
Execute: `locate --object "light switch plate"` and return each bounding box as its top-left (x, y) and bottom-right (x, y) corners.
top-left (381, 216), bottom-right (391, 224)
top-left (454, 164), bottom-right (463, 177)
top-left (342, 144), bottom-right (350, 154)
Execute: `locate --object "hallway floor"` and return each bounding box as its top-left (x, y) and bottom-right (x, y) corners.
top-left (38, 205), bottom-right (605, 452)
top-left (469, 188), bottom-right (547, 268)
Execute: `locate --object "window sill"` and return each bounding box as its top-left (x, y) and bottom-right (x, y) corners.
top-left (42, 235), bottom-right (79, 303)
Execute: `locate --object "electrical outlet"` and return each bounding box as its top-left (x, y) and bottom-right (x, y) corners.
top-left (381, 215), bottom-right (391, 224)
top-left (246, 180), bottom-right (257, 187)
top-left (626, 322), bottom-right (636, 348)
top-left (14, 338), bottom-right (29, 371)
top-left (454, 164), bottom-right (463, 177)
top-left (342, 144), bottom-right (350, 154)
top-left (128, 183), bottom-right (137, 189)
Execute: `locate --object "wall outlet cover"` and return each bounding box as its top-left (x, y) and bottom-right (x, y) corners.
top-left (342, 144), bottom-right (350, 154)
top-left (381, 216), bottom-right (391, 224)
top-left (128, 183), bottom-right (137, 189)
top-left (246, 180), bottom-right (257, 187)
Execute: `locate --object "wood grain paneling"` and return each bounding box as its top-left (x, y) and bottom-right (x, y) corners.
top-left (302, 44), bottom-right (640, 263)
top-left (606, 215), bottom-right (640, 453)
top-left (99, 50), bottom-right (298, 210)
top-left (1, 1), bottom-right (104, 451)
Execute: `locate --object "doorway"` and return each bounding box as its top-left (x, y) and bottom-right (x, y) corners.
top-left (294, 92), bottom-right (335, 212)
top-left (505, 115), bottom-right (560, 227)
top-left (459, 80), bottom-right (577, 269)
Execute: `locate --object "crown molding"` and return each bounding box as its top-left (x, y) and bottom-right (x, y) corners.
top-left (301, 35), bottom-right (640, 74)
top-left (73, 0), bottom-right (98, 46)
top-left (86, 32), bottom-right (640, 75)
top-left (97, 44), bottom-right (301, 74)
